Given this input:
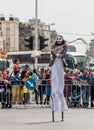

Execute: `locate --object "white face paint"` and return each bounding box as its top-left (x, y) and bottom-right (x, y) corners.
top-left (56, 35), bottom-right (63, 42)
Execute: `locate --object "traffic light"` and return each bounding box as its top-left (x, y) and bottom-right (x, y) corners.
top-left (24, 36), bottom-right (33, 50)
top-left (39, 36), bottom-right (49, 50)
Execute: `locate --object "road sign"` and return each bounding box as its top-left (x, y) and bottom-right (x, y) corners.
top-left (25, 78), bottom-right (36, 90)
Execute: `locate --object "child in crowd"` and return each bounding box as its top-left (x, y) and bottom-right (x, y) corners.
top-left (70, 86), bottom-right (81, 107)
top-left (23, 72), bottom-right (31, 104)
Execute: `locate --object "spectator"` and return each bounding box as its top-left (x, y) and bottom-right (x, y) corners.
top-left (43, 73), bottom-right (51, 105)
top-left (13, 59), bottom-right (21, 75)
top-left (1, 74), bottom-right (12, 108)
top-left (23, 72), bottom-right (30, 104)
top-left (64, 69), bottom-right (73, 106)
top-left (9, 71), bottom-right (22, 104)
top-left (21, 64), bottom-right (30, 79)
top-left (77, 69), bottom-right (90, 108)
top-left (38, 73), bottom-right (46, 105)
top-left (70, 87), bottom-right (81, 107)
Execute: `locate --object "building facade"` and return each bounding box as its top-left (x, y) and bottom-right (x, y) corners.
top-left (0, 15), bottom-right (19, 52)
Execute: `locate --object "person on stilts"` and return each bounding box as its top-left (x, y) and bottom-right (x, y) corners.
top-left (49, 35), bottom-right (68, 122)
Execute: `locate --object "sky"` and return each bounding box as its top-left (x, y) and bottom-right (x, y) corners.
top-left (0, 0), bottom-right (94, 42)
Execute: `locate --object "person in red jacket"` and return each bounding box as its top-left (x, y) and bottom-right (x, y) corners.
top-left (13, 59), bottom-right (21, 75)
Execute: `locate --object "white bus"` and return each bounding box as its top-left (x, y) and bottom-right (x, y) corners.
top-left (67, 52), bottom-right (92, 70)
top-left (7, 51), bottom-right (51, 68)
top-left (7, 51), bottom-right (75, 70)
top-left (0, 58), bottom-right (13, 73)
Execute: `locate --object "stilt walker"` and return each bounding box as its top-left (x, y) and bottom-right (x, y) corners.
top-left (50, 35), bottom-right (68, 122)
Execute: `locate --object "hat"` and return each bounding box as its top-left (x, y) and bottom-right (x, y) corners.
top-left (56, 35), bottom-right (63, 42)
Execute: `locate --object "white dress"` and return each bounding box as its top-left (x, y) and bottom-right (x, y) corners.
top-left (50, 57), bottom-right (68, 112)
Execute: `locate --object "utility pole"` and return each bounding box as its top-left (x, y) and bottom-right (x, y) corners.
top-left (35, 0), bottom-right (38, 69)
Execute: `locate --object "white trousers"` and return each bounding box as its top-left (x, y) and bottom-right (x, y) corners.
top-left (50, 57), bottom-right (68, 112)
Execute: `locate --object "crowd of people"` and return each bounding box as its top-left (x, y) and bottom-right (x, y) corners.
top-left (0, 58), bottom-right (94, 109)
top-left (0, 59), bottom-right (51, 108)
top-left (0, 35), bottom-right (94, 110)
top-left (64, 67), bottom-right (94, 108)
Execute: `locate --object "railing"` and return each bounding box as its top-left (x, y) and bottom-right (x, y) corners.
top-left (64, 79), bottom-right (91, 108)
top-left (0, 79), bottom-right (94, 109)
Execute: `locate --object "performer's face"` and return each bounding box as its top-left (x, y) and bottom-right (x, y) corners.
top-left (57, 40), bottom-right (62, 45)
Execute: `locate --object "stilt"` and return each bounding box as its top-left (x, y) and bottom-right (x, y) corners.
top-left (52, 111), bottom-right (54, 122)
top-left (61, 112), bottom-right (64, 121)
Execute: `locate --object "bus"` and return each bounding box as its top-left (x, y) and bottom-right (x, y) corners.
top-left (0, 58), bottom-right (13, 72)
top-left (7, 51), bottom-right (75, 70)
top-left (7, 51), bottom-right (50, 68)
top-left (67, 52), bottom-right (92, 70)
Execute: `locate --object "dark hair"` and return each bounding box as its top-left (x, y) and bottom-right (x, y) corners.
top-left (29, 71), bottom-right (33, 76)
top-left (14, 59), bottom-right (19, 64)
top-left (25, 64), bottom-right (29, 68)
top-left (14, 71), bottom-right (19, 76)
top-left (55, 40), bottom-right (66, 46)
top-left (45, 74), bottom-right (50, 79)
top-left (33, 68), bottom-right (37, 73)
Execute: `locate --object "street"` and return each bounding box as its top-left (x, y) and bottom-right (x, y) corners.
top-left (0, 107), bottom-right (94, 130)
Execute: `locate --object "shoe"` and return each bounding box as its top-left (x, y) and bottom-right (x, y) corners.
top-left (1, 104), bottom-right (7, 109)
top-left (82, 103), bottom-right (88, 108)
top-left (36, 102), bottom-right (39, 104)
top-left (7, 104), bottom-right (12, 108)
top-left (40, 102), bottom-right (42, 105)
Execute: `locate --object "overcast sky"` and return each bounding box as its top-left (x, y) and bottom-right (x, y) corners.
top-left (0, 0), bottom-right (94, 41)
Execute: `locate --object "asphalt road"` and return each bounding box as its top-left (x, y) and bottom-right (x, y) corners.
top-left (0, 106), bottom-right (94, 130)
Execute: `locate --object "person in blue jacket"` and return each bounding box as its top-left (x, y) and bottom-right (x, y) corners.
top-left (77, 69), bottom-right (91, 108)
top-left (9, 71), bottom-right (22, 104)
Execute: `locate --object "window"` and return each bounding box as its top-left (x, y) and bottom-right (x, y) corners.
top-left (0, 22), bottom-right (1, 30)
top-left (38, 54), bottom-right (50, 63)
top-left (7, 54), bottom-right (35, 64)
top-left (0, 61), bottom-right (6, 71)
top-left (74, 56), bottom-right (87, 69)
top-left (6, 37), bottom-right (10, 45)
top-left (6, 23), bottom-right (10, 30)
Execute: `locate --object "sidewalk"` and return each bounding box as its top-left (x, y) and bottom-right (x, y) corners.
top-left (0, 107), bottom-right (94, 130)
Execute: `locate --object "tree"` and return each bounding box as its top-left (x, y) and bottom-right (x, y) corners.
top-left (19, 22), bottom-right (33, 51)
top-left (39, 36), bottom-right (49, 50)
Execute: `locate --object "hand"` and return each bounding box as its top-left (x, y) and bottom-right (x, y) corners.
top-left (51, 49), bottom-right (57, 55)
top-left (56, 46), bottom-right (62, 51)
